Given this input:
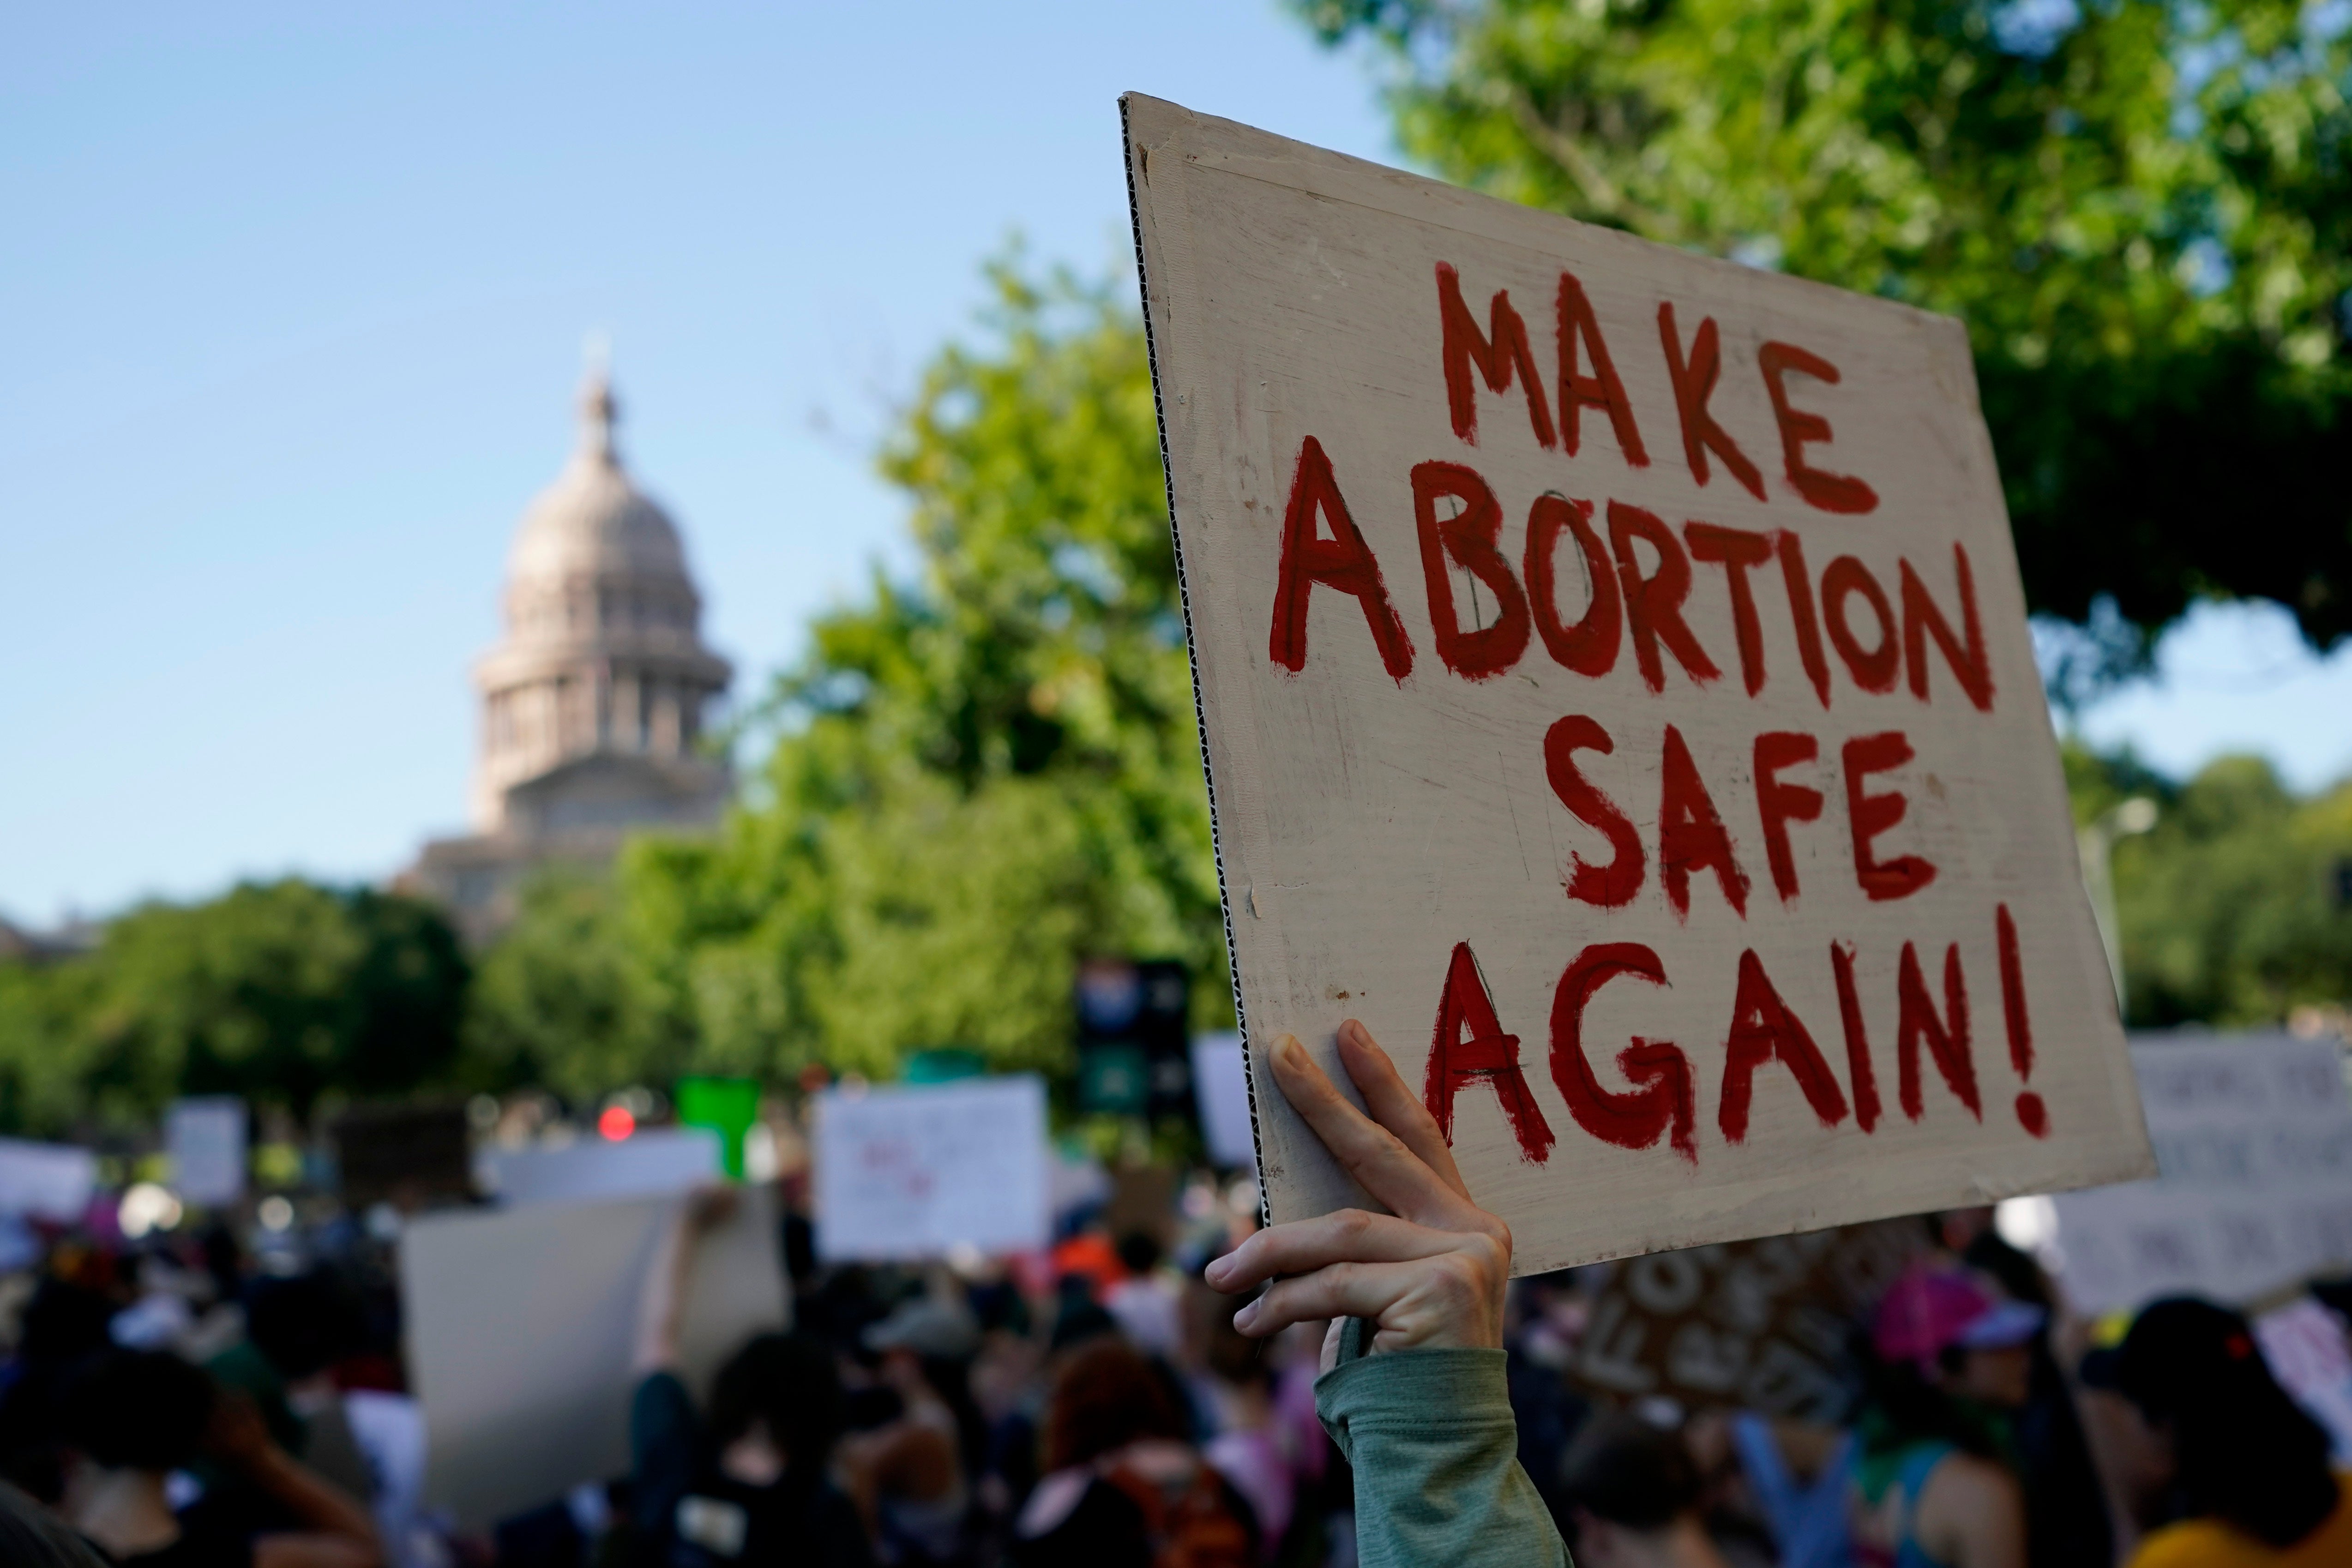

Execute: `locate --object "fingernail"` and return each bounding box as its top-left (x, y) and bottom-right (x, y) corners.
top-left (1233, 1300), bottom-right (1259, 1330)
top-left (1273, 1034), bottom-right (1300, 1067)
top-left (1204, 1256), bottom-right (1231, 1286)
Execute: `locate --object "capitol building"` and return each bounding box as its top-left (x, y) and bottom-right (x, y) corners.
top-left (403, 366), bottom-right (733, 942)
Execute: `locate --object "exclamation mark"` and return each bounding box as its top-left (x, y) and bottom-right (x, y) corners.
top-left (1997, 904), bottom-right (2047, 1136)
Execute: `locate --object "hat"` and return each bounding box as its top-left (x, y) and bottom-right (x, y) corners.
top-left (1874, 1267), bottom-right (2045, 1366)
top-left (2081, 1297), bottom-right (2264, 1414)
top-left (863, 1298), bottom-right (980, 1360)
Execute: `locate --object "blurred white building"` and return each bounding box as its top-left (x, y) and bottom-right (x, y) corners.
top-left (402, 367), bottom-right (731, 941)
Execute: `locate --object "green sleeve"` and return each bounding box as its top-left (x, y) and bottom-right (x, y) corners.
top-left (1316, 1327), bottom-right (1570, 1568)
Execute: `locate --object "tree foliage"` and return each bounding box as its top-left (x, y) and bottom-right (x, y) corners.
top-left (0, 879), bottom-right (469, 1133)
top-left (588, 261), bottom-right (1223, 1087)
top-left (1300, 0), bottom-right (2352, 668)
top-left (2068, 743), bottom-right (2352, 1026)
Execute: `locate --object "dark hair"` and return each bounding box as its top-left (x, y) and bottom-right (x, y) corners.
top-left (705, 1333), bottom-right (845, 1467)
top-left (1042, 1339), bottom-right (1187, 1470)
top-left (247, 1269), bottom-right (361, 1382)
top-left (1558, 1413), bottom-right (1700, 1532)
top-left (1857, 1334), bottom-right (2006, 1461)
top-left (1115, 1231), bottom-right (1163, 1275)
top-left (2112, 1298), bottom-right (2337, 1549)
top-left (58, 1352), bottom-right (216, 1472)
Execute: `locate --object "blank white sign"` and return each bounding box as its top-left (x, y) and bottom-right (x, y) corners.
top-left (402, 1186), bottom-right (787, 1527)
top-left (481, 1126), bottom-right (722, 1208)
top-left (167, 1098), bottom-right (247, 1208)
top-left (814, 1076), bottom-right (1049, 1262)
top-left (0, 1138), bottom-right (96, 1222)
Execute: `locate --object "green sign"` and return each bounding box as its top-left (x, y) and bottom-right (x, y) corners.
top-left (675, 1076), bottom-right (760, 1179)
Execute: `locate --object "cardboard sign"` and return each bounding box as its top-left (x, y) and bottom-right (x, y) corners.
top-left (813, 1076), bottom-right (1049, 1263)
top-left (1123, 96), bottom-right (2152, 1272)
top-left (401, 1186), bottom-right (787, 1527)
top-left (480, 1126), bottom-right (723, 1208)
top-left (1572, 1220), bottom-right (1925, 1420)
top-left (0, 1138), bottom-right (97, 1222)
top-left (166, 1097), bottom-right (247, 1208)
top-left (2046, 1033), bottom-right (2352, 1316)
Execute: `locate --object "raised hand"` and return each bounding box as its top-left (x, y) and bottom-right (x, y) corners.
top-left (1204, 1021), bottom-right (1512, 1363)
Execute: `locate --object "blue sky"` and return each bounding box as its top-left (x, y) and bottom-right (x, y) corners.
top-left (4, 4), bottom-right (2348, 924)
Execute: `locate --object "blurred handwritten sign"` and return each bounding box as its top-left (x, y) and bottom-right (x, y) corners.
top-left (1572, 1220), bottom-right (1924, 1420)
top-left (1124, 96), bottom-right (2152, 1271)
top-left (2049, 1033), bottom-right (2352, 1315)
top-left (813, 1075), bottom-right (1049, 1262)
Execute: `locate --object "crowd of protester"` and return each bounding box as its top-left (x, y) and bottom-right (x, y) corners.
top-left (0, 1031), bottom-right (2346, 1568)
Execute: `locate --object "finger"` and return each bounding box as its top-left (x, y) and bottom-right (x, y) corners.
top-left (1231, 1258), bottom-right (1422, 1339)
top-left (1336, 1019), bottom-right (1470, 1202)
top-left (1267, 1034), bottom-right (1474, 1227)
top-left (1204, 1208), bottom-right (1457, 1293)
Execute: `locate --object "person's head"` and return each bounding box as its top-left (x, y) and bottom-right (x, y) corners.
top-left (2087, 1297), bottom-right (2337, 1549)
top-left (247, 1268), bottom-right (361, 1384)
top-left (705, 1333), bottom-right (845, 1484)
top-left (1114, 1231), bottom-right (1163, 1277)
top-left (1873, 1265), bottom-right (2041, 1410)
top-left (1558, 1413), bottom-right (1716, 1568)
top-left (1041, 1338), bottom-right (1187, 1470)
top-left (57, 1351), bottom-right (216, 1475)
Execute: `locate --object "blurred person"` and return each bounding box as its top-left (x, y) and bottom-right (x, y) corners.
top-left (1556, 1412), bottom-right (1733, 1568)
top-left (1691, 1412), bottom-right (1850, 1568)
top-left (1849, 1265), bottom-right (2033, 1568)
top-left (627, 1189), bottom-right (871, 1568)
top-left (1106, 1232), bottom-right (1183, 1358)
top-left (56, 1349), bottom-right (381, 1568)
top-left (1204, 1023), bottom-right (1568, 1566)
top-left (0, 1276), bottom-right (116, 1501)
top-left (1011, 1336), bottom-right (1255, 1568)
top-left (2086, 1297), bottom-right (2351, 1567)
top-left (1185, 1269), bottom-right (1300, 1555)
top-left (841, 1297), bottom-right (982, 1564)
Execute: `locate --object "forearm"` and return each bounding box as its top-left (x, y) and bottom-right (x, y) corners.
top-left (1317, 1339), bottom-right (1567, 1568)
top-left (245, 1448), bottom-right (380, 1554)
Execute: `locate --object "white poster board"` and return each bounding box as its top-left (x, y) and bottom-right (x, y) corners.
top-left (402, 1186), bottom-right (787, 1527)
top-left (167, 1097), bottom-right (247, 1208)
top-left (1191, 1032), bottom-right (1257, 1171)
top-left (480, 1126), bottom-right (722, 1208)
top-left (2045, 1034), bottom-right (2352, 1316)
top-left (814, 1076), bottom-right (1049, 1262)
top-left (0, 1138), bottom-right (97, 1222)
top-left (1124, 96), bottom-right (2152, 1273)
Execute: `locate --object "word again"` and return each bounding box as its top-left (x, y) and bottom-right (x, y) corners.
top-left (1420, 903), bottom-right (2050, 1168)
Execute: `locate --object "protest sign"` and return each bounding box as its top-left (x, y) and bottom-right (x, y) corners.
top-left (166, 1097), bottom-right (247, 1208)
top-left (813, 1076), bottom-right (1049, 1263)
top-left (402, 1185), bottom-right (786, 1526)
top-left (0, 1138), bottom-right (97, 1222)
top-left (1122, 96), bottom-right (2153, 1272)
top-left (2045, 1033), bottom-right (2352, 1316)
top-left (1191, 1031), bottom-right (1257, 1170)
top-left (1572, 1220), bottom-right (1924, 1420)
top-left (481, 1125), bottom-right (723, 1208)
top-left (676, 1077), bottom-right (760, 1178)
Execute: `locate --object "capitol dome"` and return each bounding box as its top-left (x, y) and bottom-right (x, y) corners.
top-left (464, 364), bottom-right (733, 836)
top-left (507, 376), bottom-right (691, 583)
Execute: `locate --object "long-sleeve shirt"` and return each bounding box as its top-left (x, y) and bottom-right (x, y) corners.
top-left (1315, 1325), bottom-right (1570, 1568)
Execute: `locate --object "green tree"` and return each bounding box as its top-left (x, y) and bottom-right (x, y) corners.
top-left (2066, 743), bottom-right (2352, 1025)
top-left (1301, 0), bottom-right (2352, 674)
top-left (610, 260), bottom-right (1223, 1087)
top-left (0, 879), bottom-right (470, 1131)
top-left (462, 868), bottom-right (669, 1102)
